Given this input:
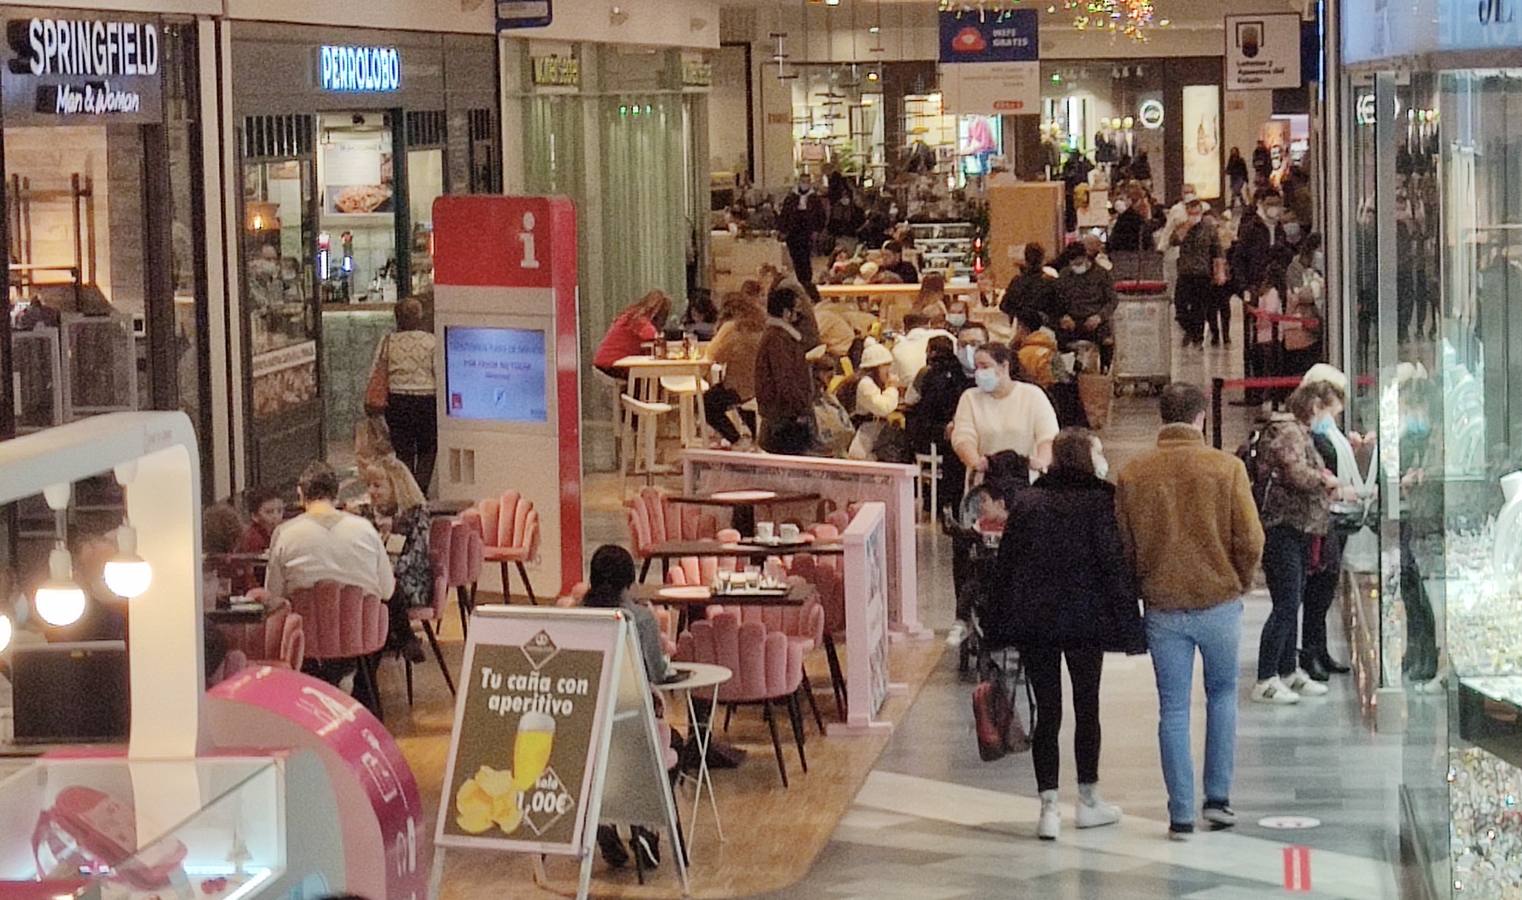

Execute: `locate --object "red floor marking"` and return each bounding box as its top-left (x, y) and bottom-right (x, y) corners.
top-left (1282, 845), bottom-right (1312, 892)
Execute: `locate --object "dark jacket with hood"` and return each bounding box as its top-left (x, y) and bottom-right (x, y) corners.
top-left (986, 469), bottom-right (1145, 653)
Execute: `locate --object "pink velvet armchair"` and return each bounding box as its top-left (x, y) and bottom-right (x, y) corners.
top-left (402, 517), bottom-right (458, 706)
top-left (288, 581), bottom-right (388, 716)
top-left (448, 515), bottom-right (486, 635)
top-left (470, 490), bottom-right (541, 605)
top-left (675, 613), bottom-right (808, 787)
top-left (625, 487), bottom-right (718, 580)
top-left (215, 599), bottom-right (306, 672)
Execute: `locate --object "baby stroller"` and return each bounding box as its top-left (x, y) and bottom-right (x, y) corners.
top-left (942, 451), bottom-right (1029, 680)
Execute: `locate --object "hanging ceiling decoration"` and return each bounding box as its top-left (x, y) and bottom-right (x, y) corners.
top-left (1065, 0), bottom-right (1156, 43)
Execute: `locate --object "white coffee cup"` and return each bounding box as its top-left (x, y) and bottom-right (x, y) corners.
top-left (755, 521), bottom-right (776, 541)
top-left (779, 523), bottom-right (800, 542)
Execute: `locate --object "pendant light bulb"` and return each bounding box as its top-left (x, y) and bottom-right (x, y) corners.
top-left (34, 546), bottom-right (86, 627)
top-left (103, 523), bottom-right (152, 600)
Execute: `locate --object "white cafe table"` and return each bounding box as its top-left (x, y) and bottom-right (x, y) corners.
top-left (612, 355), bottom-right (714, 449)
top-left (655, 661), bottom-right (733, 847)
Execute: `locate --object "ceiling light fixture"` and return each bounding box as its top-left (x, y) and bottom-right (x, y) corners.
top-left (33, 482), bottom-right (86, 627)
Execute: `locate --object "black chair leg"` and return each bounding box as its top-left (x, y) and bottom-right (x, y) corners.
top-left (632, 827), bottom-right (645, 885)
top-left (762, 699), bottom-right (788, 787)
top-left (787, 691), bottom-right (809, 773)
top-left (422, 621), bottom-right (456, 695)
top-left (456, 585), bottom-right (472, 636)
top-left (723, 704), bottom-right (735, 733)
top-left (824, 635), bottom-right (847, 721)
top-left (405, 657), bottom-right (415, 707)
top-left (516, 561), bottom-right (538, 605)
top-left (801, 670), bottom-right (825, 735)
top-left (500, 562), bottom-right (513, 603)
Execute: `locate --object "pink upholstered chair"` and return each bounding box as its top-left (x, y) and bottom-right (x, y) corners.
top-left (625, 487), bottom-right (718, 579)
top-left (675, 612), bottom-right (808, 787)
top-left (402, 518), bottom-right (458, 706)
top-left (215, 599), bottom-right (306, 671)
top-left (287, 581), bottom-right (389, 717)
top-left (734, 588), bottom-right (827, 733)
top-left (471, 490), bottom-right (541, 605)
top-left (449, 515), bottom-right (486, 635)
top-left (789, 556), bottom-right (847, 721)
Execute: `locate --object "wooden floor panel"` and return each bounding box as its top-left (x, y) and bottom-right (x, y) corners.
top-left (379, 609), bottom-right (945, 898)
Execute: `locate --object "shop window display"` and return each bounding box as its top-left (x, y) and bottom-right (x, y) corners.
top-left (1348, 66), bottom-right (1522, 898)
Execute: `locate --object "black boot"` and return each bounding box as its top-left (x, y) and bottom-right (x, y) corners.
top-left (1318, 651), bottom-right (1351, 675)
top-left (1298, 650), bottom-right (1330, 683)
top-left (630, 825), bottom-right (661, 869)
top-left (597, 824), bottom-right (630, 868)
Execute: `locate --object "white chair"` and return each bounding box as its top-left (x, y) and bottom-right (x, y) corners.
top-left (914, 446), bottom-right (942, 525)
top-left (620, 394), bottom-right (676, 494)
top-left (659, 375), bottom-right (711, 448)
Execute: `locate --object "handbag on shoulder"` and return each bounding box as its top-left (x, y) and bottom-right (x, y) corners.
top-left (363, 334), bottom-right (391, 416)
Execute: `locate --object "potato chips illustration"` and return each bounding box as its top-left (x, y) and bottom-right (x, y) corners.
top-left (455, 764), bottom-right (524, 835)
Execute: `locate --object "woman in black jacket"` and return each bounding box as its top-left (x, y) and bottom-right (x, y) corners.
top-left (990, 428), bottom-right (1143, 842)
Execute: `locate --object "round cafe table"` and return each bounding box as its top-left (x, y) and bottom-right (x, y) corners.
top-left (656, 662), bottom-right (732, 849)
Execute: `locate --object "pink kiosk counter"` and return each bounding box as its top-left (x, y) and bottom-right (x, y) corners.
top-left (0, 413), bottom-right (425, 900)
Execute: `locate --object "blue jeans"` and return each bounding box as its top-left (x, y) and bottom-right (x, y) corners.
top-left (1146, 599), bottom-right (1242, 826)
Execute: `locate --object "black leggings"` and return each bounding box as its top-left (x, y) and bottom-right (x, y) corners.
top-left (703, 383), bottom-right (755, 444)
top-left (1301, 530), bottom-right (1345, 659)
top-left (386, 393), bottom-right (438, 493)
top-left (1024, 647), bottom-right (1104, 792)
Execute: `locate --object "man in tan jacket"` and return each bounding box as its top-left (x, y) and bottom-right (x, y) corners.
top-left (1115, 383), bottom-right (1264, 842)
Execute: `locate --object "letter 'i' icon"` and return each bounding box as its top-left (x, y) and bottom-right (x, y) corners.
top-left (519, 211), bottom-right (540, 269)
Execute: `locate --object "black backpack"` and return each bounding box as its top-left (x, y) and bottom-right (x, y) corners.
top-left (1236, 421), bottom-right (1276, 511)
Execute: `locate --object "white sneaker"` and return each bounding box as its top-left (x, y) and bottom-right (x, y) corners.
top-left (945, 620), bottom-right (969, 647)
top-left (1075, 785), bottom-right (1121, 829)
top-left (1037, 790), bottom-right (1060, 841)
top-left (1250, 676), bottom-right (1300, 705)
top-left (1285, 669), bottom-right (1330, 697)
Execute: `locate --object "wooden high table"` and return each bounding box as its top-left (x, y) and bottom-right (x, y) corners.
top-left (611, 355), bottom-right (715, 449)
top-left (816, 282), bottom-right (982, 299)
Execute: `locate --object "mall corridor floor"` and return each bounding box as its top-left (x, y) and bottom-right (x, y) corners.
top-left (762, 319), bottom-right (1405, 900)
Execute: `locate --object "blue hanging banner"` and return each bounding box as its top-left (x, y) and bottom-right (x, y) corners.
top-left (497, 0), bottom-right (553, 30)
top-left (938, 8), bottom-right (1039, 63)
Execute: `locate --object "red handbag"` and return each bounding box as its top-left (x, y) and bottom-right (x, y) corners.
top-left (972, 659), bottom-right (1030, 762)
top-left (363, 334), bottom-right (391, 416)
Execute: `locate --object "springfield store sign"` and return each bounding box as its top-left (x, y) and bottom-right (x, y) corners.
top-left (3, 16), bottom-right (163, 124)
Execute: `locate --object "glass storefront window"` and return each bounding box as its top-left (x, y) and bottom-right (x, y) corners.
top-left (243, 158), bottom-right (316, 356)
top-left (407, 147), bottom-right (444, 296)
top-left (316, 112), bottom-right (397, 304)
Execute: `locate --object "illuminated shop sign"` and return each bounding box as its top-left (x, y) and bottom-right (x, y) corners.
top-left (1138, 99), bottom-right (1164, 129)
top-left (2, 16), bottom-right (163, 123)
top-left (319, 45), bottom-right (401, 93)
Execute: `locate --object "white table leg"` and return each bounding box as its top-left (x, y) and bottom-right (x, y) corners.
top-left (685, 684), bottom-right (725, 843)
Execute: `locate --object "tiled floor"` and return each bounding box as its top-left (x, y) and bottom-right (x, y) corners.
top-left (759, 308), bottom-right (1407, 899)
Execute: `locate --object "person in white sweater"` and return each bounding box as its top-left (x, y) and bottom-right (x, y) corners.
top-left (950, 342), bottom-right (1060, 475)
top-left (847, 338), bottom-right (901, 460)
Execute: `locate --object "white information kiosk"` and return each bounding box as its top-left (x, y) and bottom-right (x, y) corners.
top-left (431, 196), bottom-right (585, 599)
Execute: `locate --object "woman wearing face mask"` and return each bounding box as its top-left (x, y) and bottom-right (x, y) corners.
top-left (1171, 198), bottom-right (1222, 349)
top-left (942, 343), bottom-right (1058, 646)
top-left (944, 298), bottom-right (971, 332)
top-left (1251, 381), bottom-right (1342, 705)
top-left (1295, 366), bottom-right (1368, 681)
top-left (988, 428), bottom-right (1144, 841)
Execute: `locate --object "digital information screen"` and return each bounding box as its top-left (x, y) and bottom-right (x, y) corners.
top-left (445, 326), bottom-right (548, 423)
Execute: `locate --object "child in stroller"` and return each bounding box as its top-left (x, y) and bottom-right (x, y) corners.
top-left (944, 450), bottom-right (1030, 675)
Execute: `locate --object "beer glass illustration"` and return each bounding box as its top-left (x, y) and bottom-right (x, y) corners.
top-left (1238, 22), bottom-right (1262, 59)
top-left (513, 711), bottom-right (556, 791)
